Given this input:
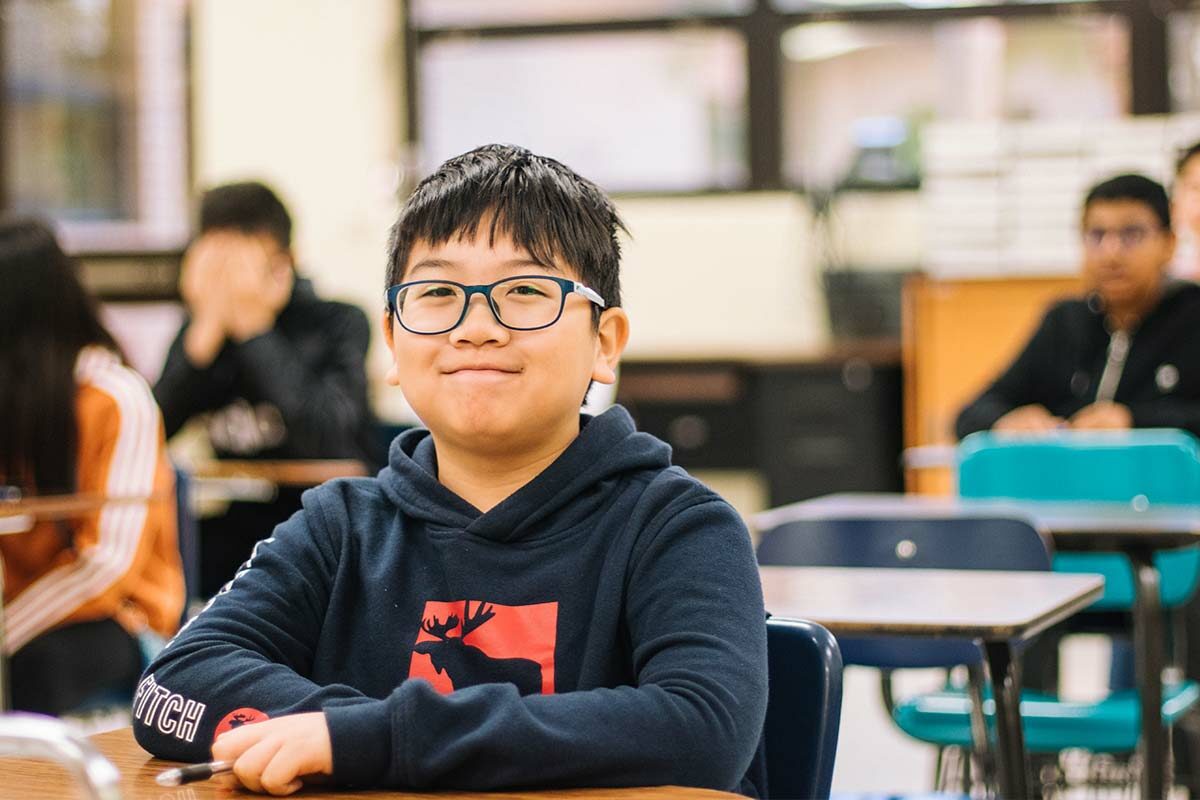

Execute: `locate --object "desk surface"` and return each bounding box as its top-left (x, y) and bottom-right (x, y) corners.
top-left (0, 728), bottom-right (742, 800)
top-left (755, 492), bottom-right (1200, 550)
top-left (190, 459), bottom-right (369, 487)
top-left (760, 565), bottom-right (1104, 639)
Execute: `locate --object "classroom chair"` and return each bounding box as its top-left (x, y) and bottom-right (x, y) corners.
top-left (955, 429), bottom-right (1200, 791)
top-left (765, 616), bottom-right (843, 800)
top-left (757, 514), bottom-right (1051, 795)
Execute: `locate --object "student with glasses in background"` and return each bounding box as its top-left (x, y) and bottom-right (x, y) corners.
top-left (956, 173), bottom-right (1200, 439)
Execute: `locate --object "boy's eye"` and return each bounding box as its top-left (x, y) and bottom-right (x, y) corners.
top-left (505, 281), bottom-right (550, 298)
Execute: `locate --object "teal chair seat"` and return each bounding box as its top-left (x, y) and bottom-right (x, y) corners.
top-left (895, 682), bottom-right (1200, 754)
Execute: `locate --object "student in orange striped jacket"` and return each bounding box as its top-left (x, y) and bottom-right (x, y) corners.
top-left (0, 219), bottom-right (184, 715)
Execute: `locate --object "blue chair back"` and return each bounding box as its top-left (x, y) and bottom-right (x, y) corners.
top-left (765, 617), bottom-right (843, 800)
top-left (174, 466), bottom-right (200, 614)
top-left (958, 429), bottom-right (1200, 609)
top-left (757, 516), bottom-right (1051, 668)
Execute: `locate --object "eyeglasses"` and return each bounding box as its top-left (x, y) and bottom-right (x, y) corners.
top-left (385, 275), bottom-right (606, 335)
top-left (1082, 225), bottom-right (1163, 251)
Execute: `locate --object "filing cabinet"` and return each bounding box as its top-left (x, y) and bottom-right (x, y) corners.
top-left (617, 348), bottom-right (903, 506)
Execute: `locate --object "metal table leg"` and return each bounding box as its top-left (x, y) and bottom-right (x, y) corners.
top-left (983, 640), bottom-right (1030, 799)
top-left (1129, 549), bottom-right (1165, 800)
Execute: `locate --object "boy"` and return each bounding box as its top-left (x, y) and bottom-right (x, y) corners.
top-left (154, 181), bottom-right (378, 596)
top-left (957, 173), bottom-right (1200, 439)
top-left (132, 145), bottom-right (769, 796)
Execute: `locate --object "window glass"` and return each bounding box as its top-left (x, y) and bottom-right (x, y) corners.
top-left (781, 12), bottom-right (1128, 188)
top-left (4, 0), bottom-right (189, 250)
top-left (419, 30), bottom-right (748, 192)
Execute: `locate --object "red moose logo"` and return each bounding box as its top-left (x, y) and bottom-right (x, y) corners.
top-left (410, 599), bottom-right (557, 696)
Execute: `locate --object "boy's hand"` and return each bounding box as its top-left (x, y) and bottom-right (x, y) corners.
top-left (223, 234), bottom-right (294, 342)
top-left (211, 712), bottom-right (333, 796)
top-left (1069, 401), bottom-right (1132, 430)
top-left (993, 404), bottom-right (1064, 434)
top-left (179, 234), bottom-right (230, 368)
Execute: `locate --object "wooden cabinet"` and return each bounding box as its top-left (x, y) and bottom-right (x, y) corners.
top-left (901, 273), bottom-right (1081, 494)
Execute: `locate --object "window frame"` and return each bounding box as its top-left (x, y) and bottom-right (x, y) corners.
top-left (0, 0), bottom-right (194, 263)
top-left (405, 0), bottom-right (1176, 194)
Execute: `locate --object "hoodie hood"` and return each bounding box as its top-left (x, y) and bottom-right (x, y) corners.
top-left (378, 405), bottom-right (672, 543)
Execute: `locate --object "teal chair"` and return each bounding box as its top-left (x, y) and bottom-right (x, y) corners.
top-left (896, 429), bottom-right (1200, 784)
top-left (958, 429), bottom-right (1200, 610)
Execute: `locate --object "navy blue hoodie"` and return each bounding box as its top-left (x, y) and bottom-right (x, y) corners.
top-left (132, 407), bottom-right (768, 794)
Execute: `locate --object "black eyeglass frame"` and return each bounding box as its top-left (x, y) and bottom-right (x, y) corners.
top-left (384, 274), bottom-right (607, 335)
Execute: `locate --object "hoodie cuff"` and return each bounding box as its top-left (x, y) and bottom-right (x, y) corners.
top-left (325, 699), bottom-right (393, 787)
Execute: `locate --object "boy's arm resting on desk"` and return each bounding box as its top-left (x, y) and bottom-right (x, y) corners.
top-left (232, 307), bottom-right (371, 457)
top-left (130, 500), bottom-right (371, 762)
top-left (325, 497), bottom-right (768, 792)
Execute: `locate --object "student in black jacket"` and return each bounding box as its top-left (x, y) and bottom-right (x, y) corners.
top-left (957, 173), bottom-right (1200, 439)
top-left (133, 146), bottom-right (768, 796)
top-left (155, 182), bottom-right (377, 595)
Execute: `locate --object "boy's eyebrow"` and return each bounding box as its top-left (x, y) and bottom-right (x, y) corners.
top-left (407, 257), bottom-right (560, 275)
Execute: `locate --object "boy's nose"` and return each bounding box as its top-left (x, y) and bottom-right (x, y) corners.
top-left (451, 294), bottom-right (508, 343)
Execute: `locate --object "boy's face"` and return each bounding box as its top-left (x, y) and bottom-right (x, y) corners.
top-left (1081, 199), bottom-right (1174, 310)
top-left (383, 227), bottom-right (628, 456)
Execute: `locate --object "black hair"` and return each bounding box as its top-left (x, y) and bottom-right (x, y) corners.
top-left (199, 180), bottom-right (293, 250)
top-left (1083, 173), bottom-right (1171, 231)
top-left (0, 218), bottom-right (121, 493)
top-left (385, 144), bottom-right (625, 325)
top-left (1177, 141), bottom-right (1200, 176)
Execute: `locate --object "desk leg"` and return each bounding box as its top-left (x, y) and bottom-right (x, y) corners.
top-left (983, 640), bottom-right (1029, 799)
top-left (1130, 550), bottom-right (1165, 800)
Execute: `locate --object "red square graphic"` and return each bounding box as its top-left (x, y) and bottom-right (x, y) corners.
top-left (409, 599), bottom-right (557, 696)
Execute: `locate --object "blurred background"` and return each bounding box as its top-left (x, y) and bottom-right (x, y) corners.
top-left (7, 1), bottom-right (1199, 790)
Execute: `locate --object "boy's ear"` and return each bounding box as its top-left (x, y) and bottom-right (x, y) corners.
top-left (381, 311), bottom-right (401, 386)
top-left (591, 307), bottom-right (630, 385)
top-left (1161, 230), bottom-right (1178, 269)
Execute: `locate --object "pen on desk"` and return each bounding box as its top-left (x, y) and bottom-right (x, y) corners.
top-left (155, 760), bottom-right (233, 786)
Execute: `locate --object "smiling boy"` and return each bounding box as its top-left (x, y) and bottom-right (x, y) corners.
top-left (132, 145), bottom-right (769, 796)
top-left (957, 173), bottom-right (1200, 438)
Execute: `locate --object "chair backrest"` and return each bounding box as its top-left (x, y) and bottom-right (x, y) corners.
top-left (765, 617), bottom-right (843, 800)
top-left (958, 429), bottom-right (1200, 609)
top-left (757, 515), bottom-right (1051, 667)
top-left (174, 466), bottom-right (200, 614)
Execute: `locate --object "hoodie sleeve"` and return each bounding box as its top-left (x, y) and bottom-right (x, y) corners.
top-left (131, 497), bottom-right (371, 762)
top-left (323, 493), bottom-right (768, 792)
top-left (955, 306), bottom-right (1063, 439)
top-left (232, 304), bottom-right (371, 458)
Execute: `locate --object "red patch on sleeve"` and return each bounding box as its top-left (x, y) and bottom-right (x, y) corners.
top-left (214, 707), bottom-right (269, 740)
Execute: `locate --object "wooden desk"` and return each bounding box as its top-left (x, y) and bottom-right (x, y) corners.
top-left (760, 564), bottom-right (1103, 800)
top-left (188, 460), bottom-right (370, 511)
top-left (189, 460), bottom-right (369, 488)
top-left (0, 727), bottom-right (743, 800)
top-left (757, 492), bottom-right (1200, 800)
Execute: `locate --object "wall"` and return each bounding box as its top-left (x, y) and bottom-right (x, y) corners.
top-left (617, 192), bottom-right (828, 360)
top-left (190, 0), bottom-right (408, 418)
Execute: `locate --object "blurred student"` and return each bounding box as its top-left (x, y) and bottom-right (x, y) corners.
top-left (154, 182), bottom-right (376, 596)
top-left (957, 173), bottom-right (1200, 439)
top-left (132, 145), bottom-right (768, 796)
top-left (0, 219), bottom-right (183, 714)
